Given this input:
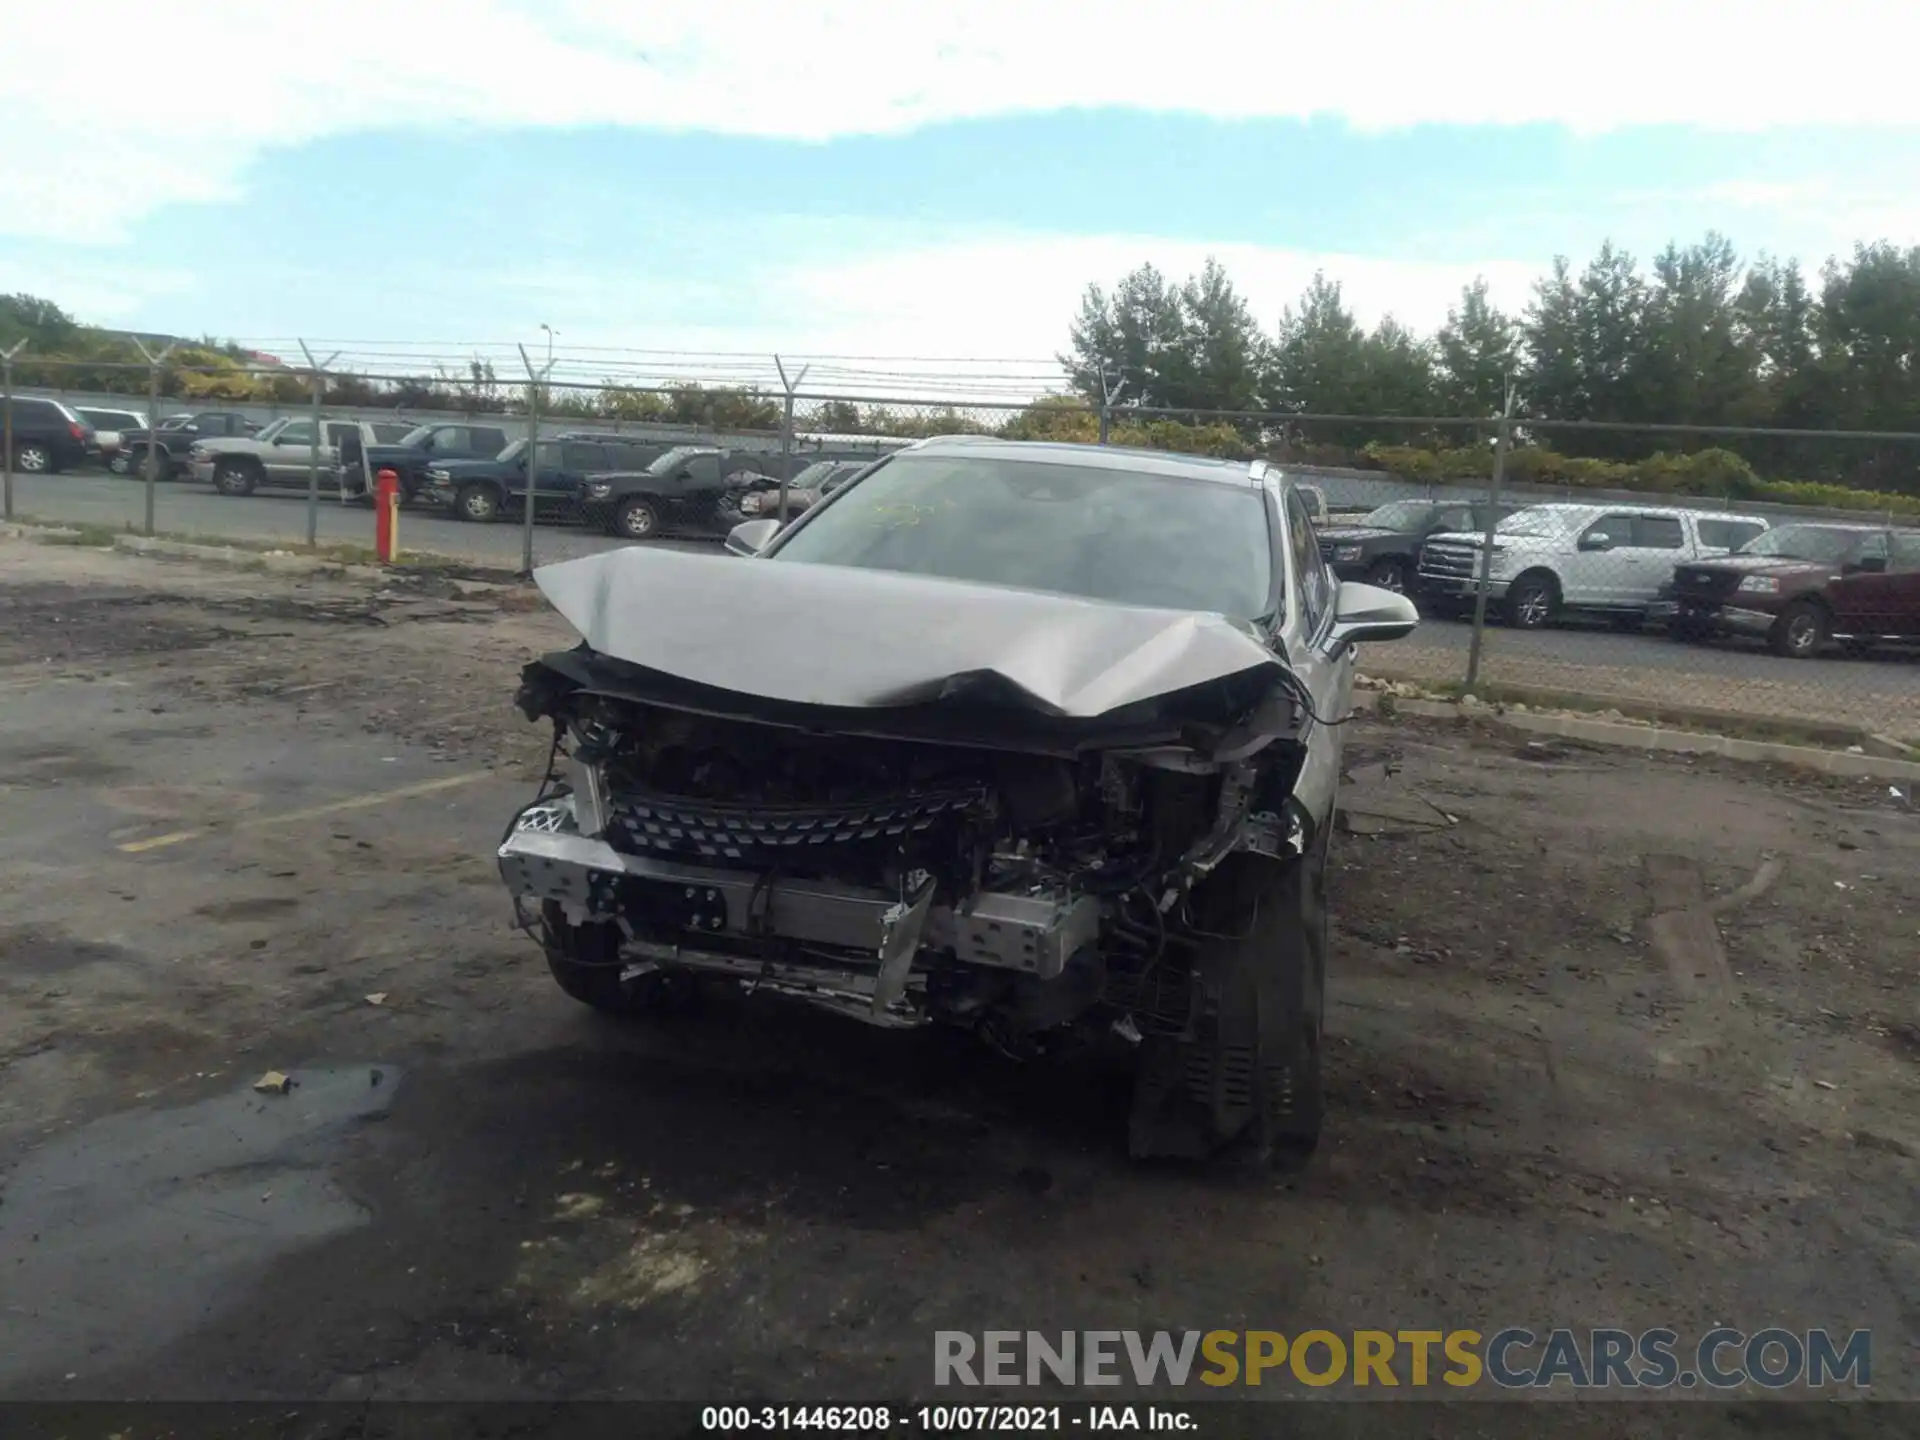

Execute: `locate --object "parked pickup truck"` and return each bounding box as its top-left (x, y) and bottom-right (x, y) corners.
top-left (578, 446), bottom-right (792, 538)
top-left (116, 410), bottom-right (258, 478)
top-left (421, 434), bottom-right (669, 522)
top-left (1663, 522), bottom-right (1920, 658)
top-left (1316, 498), bottom-right (1520, 594)
top-left (1416, 503), bottom-right (1770, 630)
top-left (337, 421), bottom-right (513, 506)
top-left (190, 417), bottom-right (416, 496)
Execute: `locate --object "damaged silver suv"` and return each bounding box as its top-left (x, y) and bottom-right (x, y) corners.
top-left (497, 437), bottom-right (1418, 1161)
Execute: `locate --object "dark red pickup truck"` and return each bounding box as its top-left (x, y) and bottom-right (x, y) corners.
top-left (1667, 522), bottom-right (1920, 658)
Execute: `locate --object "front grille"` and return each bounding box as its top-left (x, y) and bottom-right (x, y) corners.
top-left (1673, 567), bottom-right (1741, 602)
top-left (1418, 542), bottom-right (1481, 581)
top-left (605, 786), bottom-right (987, 863)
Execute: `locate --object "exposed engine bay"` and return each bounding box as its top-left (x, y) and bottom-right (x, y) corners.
top-left (499, 646), bottom-right (1319, 1053)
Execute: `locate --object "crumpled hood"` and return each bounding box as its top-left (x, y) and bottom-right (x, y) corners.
top-left (533, 546), bottom-right (1286, 719)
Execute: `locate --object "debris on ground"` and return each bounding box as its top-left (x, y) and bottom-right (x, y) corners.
top-left (252, 1070), bottom-right (293, 1095)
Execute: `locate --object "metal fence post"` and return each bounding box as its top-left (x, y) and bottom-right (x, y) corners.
top-left (1097, 370), bottom-right (1124, 445)
top-left (1, 340), bottom-right (24, 522)
top-left (1464, 380), bottom-right (1515, 694)
top-left (517, 341), bottom-right (555, 578)
top-left (131, 338), bottom-right (175, 536)
top-left (773, 355), bottom-right (809, 523)
top-left (296, 341), bottom-right (340, 547)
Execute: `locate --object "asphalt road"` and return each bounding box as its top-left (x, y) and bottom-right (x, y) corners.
top-left (6, 468), bottom-right (651, 569)
top-left (9, 468), bottom-right (1917, 725)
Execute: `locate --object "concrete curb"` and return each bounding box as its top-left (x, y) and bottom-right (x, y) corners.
top-left (1351, 688), bottom-right (1920, 784)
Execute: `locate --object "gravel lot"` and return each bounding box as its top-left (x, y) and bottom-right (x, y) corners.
top-left (2, 541), bottom-right (1918, 1428)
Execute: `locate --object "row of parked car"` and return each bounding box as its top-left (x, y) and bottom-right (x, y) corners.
top-left (1316, 497), bottom-right (1919, 660)
top-left (8, 398), bottom-right (886, 541)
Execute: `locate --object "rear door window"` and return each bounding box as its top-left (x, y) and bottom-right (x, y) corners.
top-left (1695, 519), bottom-right (1765, 551)
top-left (1631, 516), bottom-right (1685, 549)
top-left (1889, 532), bottom-right (1920, 572)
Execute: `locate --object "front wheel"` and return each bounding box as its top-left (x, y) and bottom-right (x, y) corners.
top-left (455, 483), bottom-right (500, 523)
top-left (107, 452), bottom-right (132, 475)
top-left (1504, 573), bottom-right (1558, 630)
top-left (539, 902), bottom-right (668, 1016)
top-left (212, 460), bottom-right (257, 496)
top-left (13, 443), bottom-right (52, 474)
top-left (1129, 846), bottom-right (1327, 1165)
top-left (1364, 556), bottom-right (1410, 594)
top-left (1769, 600), bottom-right (1829, 659)
top-left (612, 495), bottom-right (659, 539)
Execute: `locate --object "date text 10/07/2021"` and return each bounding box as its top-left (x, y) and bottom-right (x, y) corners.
top-left (702, 1406), bottom-right (1193, 1431)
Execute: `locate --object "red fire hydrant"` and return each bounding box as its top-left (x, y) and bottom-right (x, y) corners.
top-left (374, 467), bottom-right (400, 563)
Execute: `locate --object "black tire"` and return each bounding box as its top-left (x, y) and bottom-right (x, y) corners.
top-left (107, 451), bottom-right (132, 476)
top-left (212, 459), bottom-right (258, 496)
top-left (1128, 842), bottom-right (1328, 1165)
top-left (1769, 600), bottom-right (1829, 659)
top-left (1504, 572), bottom-right (1558, 630)
top-left (455, 483), bottom-right (499, 523)
top-left (539, 901), bottom-right (665, 1015)
top-left (13, 443), bottom-right (52, 474)
top-left (612, 495), bottom-right (659, 539)
top-left (1363, 556), bottom-right (1410, 594)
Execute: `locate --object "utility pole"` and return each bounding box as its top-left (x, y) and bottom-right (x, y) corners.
top-left (1, 340), bottom-right (24, 522)
top-left (1464, 378), bottom-right (1517, 694)
top-left (130, 337), bottom-right (177, 536)
top-left (517, 327), bottom-right (557, 578)
top-left (773, 355), bottom-right (810, 523)
top-left (296, 342), bottom-right (342, 547)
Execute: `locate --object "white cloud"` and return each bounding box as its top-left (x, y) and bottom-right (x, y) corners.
top-left (3, 0), bottom-right (1916, 243)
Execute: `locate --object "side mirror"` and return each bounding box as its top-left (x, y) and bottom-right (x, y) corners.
top-left (1324, 580), bottom-right (1418, 657)
top-left (726, 518), bottom-right (782, 557)
top-left (1579, 532), bottom-right (1613, 552)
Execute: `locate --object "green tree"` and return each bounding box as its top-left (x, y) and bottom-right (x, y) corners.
top-left (1434, 278), bottom-right (1518, 416)
top-left (0, 293), bottom-right (78, 352)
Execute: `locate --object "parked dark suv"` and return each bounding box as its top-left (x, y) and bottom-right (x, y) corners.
top-left (2, 396), bottom-right (93, 473)
top-left (1668, 522), bottom-right (1920, 658)
top-left (422, 434), bottom-right (668, 522)
top-left (1317, 498), bottom-right (1519, 594)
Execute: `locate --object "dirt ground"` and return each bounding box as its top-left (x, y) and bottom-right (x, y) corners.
top-left (2, 540), bottom-right (1917, 1429)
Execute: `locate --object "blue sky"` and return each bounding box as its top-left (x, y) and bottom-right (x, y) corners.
top-left (4, 0), bottom-right (1917, 395)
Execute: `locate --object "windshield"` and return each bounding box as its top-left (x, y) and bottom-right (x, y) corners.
top-left (1738, 525), bottom-right (1870, 562)
top-left (398, 425), bottom-right (435, 447)
top-left (788, 460), bottom-right (836, 487)
top-left (79, 409), bottom-right (140, 429)
top-left (1496, 508), bottom-right (1572, 537)
top-left (496, 439), bottom-right (528, 464)
top-left (253, 418), bottom-right (290, 442)
top-left (157, 415), bottom-right (193, 430)
top-left (771, 454), bottom-right (1273, 618)
top-left (1359, 501), bottom-right (1437, 530)
top-left (647, 445), bottom-right (712, 475)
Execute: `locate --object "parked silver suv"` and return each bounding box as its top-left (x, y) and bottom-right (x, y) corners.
top-left (1417, 503), bottom-right (1770, 630)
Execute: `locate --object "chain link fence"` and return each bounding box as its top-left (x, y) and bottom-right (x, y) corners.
top-left (6, 363), bottom-right (1916, 745)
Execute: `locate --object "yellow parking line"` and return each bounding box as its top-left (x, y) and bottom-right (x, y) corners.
top-left (116, 771), bottom-right (494, 853)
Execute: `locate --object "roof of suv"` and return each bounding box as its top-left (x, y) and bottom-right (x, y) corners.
top-left (908, 434), bottom-right (1263, 487)
top-left (1509, 501), bottom-right (1766, 523)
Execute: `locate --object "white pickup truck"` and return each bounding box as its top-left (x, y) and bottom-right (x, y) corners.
top-left (188, 417), bottom-right (415, 496)
top-left (1416, 503), bottom-right (1770, 630)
